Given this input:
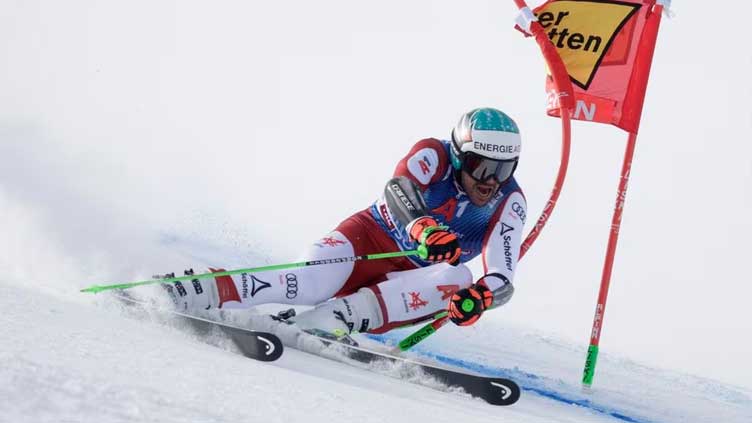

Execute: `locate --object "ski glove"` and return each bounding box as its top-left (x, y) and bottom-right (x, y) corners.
top-left (408, 216), bottom-right (461, 265)
top-left (448, 284), bottom-right (493, 326)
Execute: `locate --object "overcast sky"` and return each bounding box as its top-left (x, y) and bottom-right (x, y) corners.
top-left (1, 1), bottom-right (750, 388)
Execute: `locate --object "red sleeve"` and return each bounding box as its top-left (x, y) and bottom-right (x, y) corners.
top-left (393, 138), bottom-right (451, 189)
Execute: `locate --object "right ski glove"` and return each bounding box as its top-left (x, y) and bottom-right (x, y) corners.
top-left (408, 216), bottom-right (461, 265)
top-left (448, 284), bottom-right (493, 326)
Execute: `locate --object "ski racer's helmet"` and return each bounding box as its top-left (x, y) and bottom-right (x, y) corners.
top-left (450, 108), bottom-right (521, 184)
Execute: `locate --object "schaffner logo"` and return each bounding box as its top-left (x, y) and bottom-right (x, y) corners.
top-left (463, 130), bottom-right (521, 160)
top-left (535, 0), bottom-right (641, 89)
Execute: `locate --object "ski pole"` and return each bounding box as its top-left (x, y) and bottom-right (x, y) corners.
top-left (395, 313), bottom-right (450, 352)
top-left (80, 250), bottom-right (420, 294)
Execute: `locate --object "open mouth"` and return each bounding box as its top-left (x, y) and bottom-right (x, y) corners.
top-left (474, 184), bottom-right (495, 199)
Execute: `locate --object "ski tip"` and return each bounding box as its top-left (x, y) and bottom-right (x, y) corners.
top-left (487, 378), bottom-right (522, 406)
top-left (221, 327), bottom-right (284, 362)
top-left (255, 334), bottom-right (284, 362)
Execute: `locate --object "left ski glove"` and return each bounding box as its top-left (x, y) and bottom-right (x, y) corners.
top-left (448, 284), bottom-right (493, 326)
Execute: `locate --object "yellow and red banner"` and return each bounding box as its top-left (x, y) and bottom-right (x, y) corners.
top-left (535, 0), bottom-right (663, 133)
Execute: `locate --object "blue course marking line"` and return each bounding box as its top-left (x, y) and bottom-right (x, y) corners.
top-left (364, 333), bottom-right (653, 423)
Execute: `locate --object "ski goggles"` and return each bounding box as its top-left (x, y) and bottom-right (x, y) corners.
top-left (461, 152), bottom-right (518, 184)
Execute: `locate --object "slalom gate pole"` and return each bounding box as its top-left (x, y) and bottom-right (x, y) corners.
top-left (80, 250), bottom-right (420, 294)
top-left (395, 0), bottom-right (574, 352)
top-left (582, 133), bottom-right (638, 387)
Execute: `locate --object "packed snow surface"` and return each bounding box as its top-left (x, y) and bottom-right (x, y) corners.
top-left (1, 281), bottom-right (749, 423)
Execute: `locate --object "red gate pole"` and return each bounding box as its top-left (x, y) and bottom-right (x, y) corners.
top-left (582, 132), bottom-right (638, 387)
top-left (512, 0), bottom-right (575, 260)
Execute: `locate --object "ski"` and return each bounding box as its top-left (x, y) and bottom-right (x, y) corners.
top-left (112, 293), bottom-right (284, 362)
top-left (292, 331), bottom-right (521, 406)
top-left (112, 293), bottom-right (519, 404)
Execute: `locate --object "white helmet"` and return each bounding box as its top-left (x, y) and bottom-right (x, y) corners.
top-left (450, 108), bottom-right (521, 183)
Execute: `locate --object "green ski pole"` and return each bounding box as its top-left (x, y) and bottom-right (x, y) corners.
top-left (395, 312), bottom-right (450, 352)
top-left (80, 250), bottom-right (420, 294)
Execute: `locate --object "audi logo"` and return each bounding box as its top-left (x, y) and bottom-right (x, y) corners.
top-left (285, 273), bottom-right (298, 299)
top-left (511, 202), bottom-right (526, 222)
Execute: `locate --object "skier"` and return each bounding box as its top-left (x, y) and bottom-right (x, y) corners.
top-left (163, 107), bottom-right (526, 339)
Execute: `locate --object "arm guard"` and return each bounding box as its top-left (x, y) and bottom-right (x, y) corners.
top-left (477, 273), bottom-right (515, 309)
top-left (384, 176), bottom-right (429, 228)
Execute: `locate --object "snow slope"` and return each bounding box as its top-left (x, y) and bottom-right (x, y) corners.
top-left (1, 280), bottom-right (749, 423)
top-left (2, 1), bottom-right (751, 421)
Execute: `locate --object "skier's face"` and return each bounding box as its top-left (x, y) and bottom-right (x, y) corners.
top-left (460, 171), bottom-right (500, 206)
